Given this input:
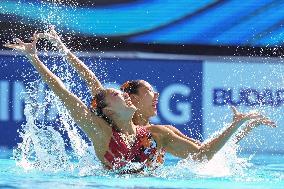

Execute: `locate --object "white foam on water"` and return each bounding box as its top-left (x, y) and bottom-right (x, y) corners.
top-left (13, 56), bottom-right (104, 175)
top-left (154, 141), bottom-right (251, 179)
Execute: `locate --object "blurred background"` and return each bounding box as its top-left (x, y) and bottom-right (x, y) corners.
top-left (0, 0), bottom-right (283, 153)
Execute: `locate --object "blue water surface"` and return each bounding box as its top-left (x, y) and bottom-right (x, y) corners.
top-left (1, 149), bottom-right (284, 189)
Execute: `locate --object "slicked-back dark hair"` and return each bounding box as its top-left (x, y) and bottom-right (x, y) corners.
top-left (120, 80), bottom-right (143, 95)
top-left (90, 89), bottom-right (114, 126)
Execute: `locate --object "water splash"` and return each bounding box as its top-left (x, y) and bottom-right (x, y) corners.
top-left (13, 110), bottom-right (70, 171)
top-left (154, 142), bottom-right (251, 179)
top-left (13, 63), bottom-right (103, 175)
top-left (9, 0), bottom-right (108, 174)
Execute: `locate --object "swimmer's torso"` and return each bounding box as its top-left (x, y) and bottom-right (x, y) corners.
top-left (94, 126), bottom-right (165, 173)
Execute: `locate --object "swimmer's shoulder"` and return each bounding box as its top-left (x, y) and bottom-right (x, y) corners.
top-left (146, 124), bottom-right (174, 136)
top-left (146, 124), bottom-right (173, 131)
top-left (146, 125), bottom-right (175, 147)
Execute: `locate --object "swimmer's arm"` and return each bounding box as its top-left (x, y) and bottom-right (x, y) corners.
top-left (153, 107), bottom-right (263, 161)
top-left (234, 123), bottom-right (254, 144)
top-left (164, 125), bottom-right (201, 146)
top-left (37, 28), bottom-right (104, 96)
top-left (234, 117), bottom-right (276, 144)
top-left (64, 50), bottom-right (104, 96)
top-left (150, 126), bottom-right (200, 159)
top-left (154, 119), bottom-right (244, 161)
top-left (195, 107), bottom-right (263, 160)
top-left (195, 119), bottom-right (244, 160)
top-left (5, 36), bottom-right (112, 139)
top-left (26, 54), bottom-right (109, 136)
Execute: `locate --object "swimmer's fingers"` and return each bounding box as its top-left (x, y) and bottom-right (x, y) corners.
top-left (229, 106), bottom-right (273, 127)
top-left (49, 25), bottom-right (56, 32)
top-left (230, 106), bottom-right (238, 116)
top-left (249, 118), bottom-right (277, 128)
top-left (36, 33), bottom-right (53, 40)
top-left (3, 43), bottom-right (16, 48)
top-left (36, 32), bottom-right (60, 45)
top-left (238, 113), bottom-right (263, 124)
top-left (245, 112), bottom-right (263, 120)
top-left (14, 38), bottom-right (25, 45)
top-left (47, 25), bottom-right (61, 41)
top-left (258, 117), bottom-right (277, 128)
top-left (3, 42), bottom-right (24, 51)
top-left (29, 32), bottom-right (40, 40)
top-left (31, 33), bottom-right (39, 46)
top-left (231, 107), bottom-right (264, 125)
top-left (48, 25), bottom-right (59, 36)
top-left (5, 38), bottom-right (37, 54)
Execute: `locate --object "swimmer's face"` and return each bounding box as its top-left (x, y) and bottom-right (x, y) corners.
top-left (130, 80), bottom-right (159, 118)
top-left (103, 89), bottom-right (137, 118)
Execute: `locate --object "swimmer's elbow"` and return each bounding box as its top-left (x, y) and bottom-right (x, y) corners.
top-left (194, 145), bottom-right (216, 161)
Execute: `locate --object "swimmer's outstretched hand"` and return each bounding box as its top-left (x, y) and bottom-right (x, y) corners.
top-left (36, 25), bottom-right (61, 44)
top-left (248, 117), bottom-right (277, 128)
top-left (235, 116), bottom-right (276, 144)
top-left (4, 33), bottom-right (38, 56)
top-left (36, 25), bottom-right (69, 54)
top-left (230, 106), bottom-right (263, 125)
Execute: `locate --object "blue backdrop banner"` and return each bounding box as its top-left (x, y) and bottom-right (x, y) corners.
top-left (0, 54), bottom-right (203, 147)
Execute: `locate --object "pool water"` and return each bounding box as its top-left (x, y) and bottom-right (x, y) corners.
top-left (1, 149), bottom-right (284, 189)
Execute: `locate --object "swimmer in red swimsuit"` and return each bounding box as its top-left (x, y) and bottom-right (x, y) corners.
top-left (37, 27), bottom-right (271, 147)
top-left (120, 80), bottom-right (275, 144)
top-left (103, 126), bottom-right (165, 172)
top-left (4, 31), bottom-right (276, 173)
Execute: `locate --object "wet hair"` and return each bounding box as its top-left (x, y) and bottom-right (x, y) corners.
top-left (89, 90), bottom-right (114, 126)
top-left (120, 80), bottom-right (143, 95)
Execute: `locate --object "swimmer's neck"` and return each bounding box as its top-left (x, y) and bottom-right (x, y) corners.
top-left (114, 117), bottom-right (137, 135)
top-left (132, 111), bottom-right (151, 126)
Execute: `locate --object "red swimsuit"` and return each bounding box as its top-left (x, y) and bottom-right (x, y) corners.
top-left (104, 126), bottom-right (165, 172)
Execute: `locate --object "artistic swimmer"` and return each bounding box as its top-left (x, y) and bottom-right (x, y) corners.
top-left (36, 26), bottom-right (201, 144)
top-left (4, 32), bottom-right (276, 174)
top-left (38, 26), bottom-right (274, 146)
top-left (119, 80), bottom-right (273, 144)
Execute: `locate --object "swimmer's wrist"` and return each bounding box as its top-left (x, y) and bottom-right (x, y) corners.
top-left (232, 120), bottom-right (243, 127)
top-left (57, 42), bottom-right (70, 55)
top-left (25, 53), bottom-right (38, 59)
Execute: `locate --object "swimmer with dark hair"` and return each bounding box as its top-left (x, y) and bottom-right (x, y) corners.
top-left (38, 26), bottom-right (274, 146)
top-left (4, 31), bottom-right (276, 173)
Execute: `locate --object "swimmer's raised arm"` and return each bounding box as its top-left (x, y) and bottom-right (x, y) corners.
top-left (163, 125), bottom-right (202, 145)
top-left (37, 26), bottom-right (104, 96)
top-left (234, 117), bottom-right (276, 144)
top-left (4, 36), bottom-right (109, 140)
top-left (194, 107), bottom-right (264, 160)
top-left (163, 112), bottom-right (276, 148)
top-left (151, 107), bottom-right (263, 161)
